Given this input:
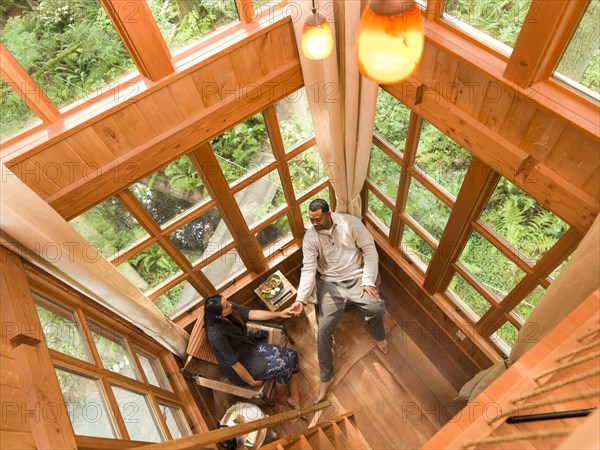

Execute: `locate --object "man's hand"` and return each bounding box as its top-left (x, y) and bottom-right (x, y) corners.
top-left (360, 285), bottom-right (381, 301)
top-left (289, 301), bottom-right (305, 317)
top-left (279, 307), bottom-right (295, 319)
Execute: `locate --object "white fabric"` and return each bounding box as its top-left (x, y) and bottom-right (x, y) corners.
top-left (291, 1), bottom-right (378, 217)
top-left (0, 165), bottom-right (189, 357)
top-left (296, 213), bottom-right (379, 303)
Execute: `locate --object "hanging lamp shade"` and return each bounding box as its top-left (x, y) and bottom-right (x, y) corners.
top-left (357, 1), bottom-right (424, 84)
top-left (301, 10), bottom-right (333, 60)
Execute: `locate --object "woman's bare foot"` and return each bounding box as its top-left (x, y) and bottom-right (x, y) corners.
top-left (314, 378), bottom-right (333, 404)
top-left (287, 397), bottom-right (306, 420)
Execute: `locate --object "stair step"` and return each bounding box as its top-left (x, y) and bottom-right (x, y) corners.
top-left (338, 416), bottom-right (371, 449)
top-left (323, 422), bottom-right (356, 448)
top-left (305, 427), bottom-right (335, 450)
top-left (286, 435), bottom-right (313, 450)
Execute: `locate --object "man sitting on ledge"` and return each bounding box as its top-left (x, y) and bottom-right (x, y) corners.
top-left (289, 199), bottom-right (388, 404)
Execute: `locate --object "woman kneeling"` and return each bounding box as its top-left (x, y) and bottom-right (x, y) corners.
top-left (204, 295), bottom-right (301, 409)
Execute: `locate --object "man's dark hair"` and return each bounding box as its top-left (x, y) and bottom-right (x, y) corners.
top-left (309, 198), bottom-right (329, 213)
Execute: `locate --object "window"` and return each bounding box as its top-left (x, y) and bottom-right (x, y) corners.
top-left (34, 288), bottom-right (192, 442)
top-left (275, 88), bottom-right (315, 152)
top-left (443, 0), bottom-right (532, 53)
top-left (153, 281), bottom-right (203, 317)
top-left (148, 0), bottom-right (239, 54)
top-left (117, 244), bottom-right (181, 293)
top-left (401, 225), bottom-right (434, 270)
top-left (1, 0), bottom-right (136, 109)
top-left (201, 248), bottom-right (246, 288)
top-left (554, 1), bottom-right (600, 99)
top-left (405, 179), bottom-right (452, 241)
top-left (256, 215), bottom-right (293, 256)
top-left (368, 144), bottom-right (401, 200)
top-left (374, 88), bottom-right (410, 155)
top-left (288, 146), bottom-right (328, 197)
top-left (233, 170), bottom-right (286, 229)
top-left (0, 79), bottom-right (41, 141)
top-left (69, 196), bottom-right (148, 259)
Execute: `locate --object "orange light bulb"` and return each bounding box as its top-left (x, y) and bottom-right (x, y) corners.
top-left (301, 11), bottom-right (333, 60)
top-left (357, 2), bottom-right (424, 84)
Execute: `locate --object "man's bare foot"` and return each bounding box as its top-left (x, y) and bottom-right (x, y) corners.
top-left (376, 338), bottom-right (389, 354)
top-left (314, 379), bottom-right (333, 404)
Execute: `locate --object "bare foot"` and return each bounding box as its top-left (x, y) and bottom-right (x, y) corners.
top-left (287, 397), bottom-right (306, 420)
top-left (376, 338), bottom-right (389, 354)
top-left (314, 379), bottom-right (333, 404)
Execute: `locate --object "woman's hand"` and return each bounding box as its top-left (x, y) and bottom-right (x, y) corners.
top-left (279, 307), bottom-right (295, 318)
top-left (249, 379), bottom-right (264, 387)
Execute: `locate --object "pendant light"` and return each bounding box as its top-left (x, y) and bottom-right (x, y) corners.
top-left (301, 0), bottom-right (333, 60)
top-left (357, 0), bottom-right (424, 84)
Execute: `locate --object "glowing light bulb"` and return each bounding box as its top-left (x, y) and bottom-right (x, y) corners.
top-left (301, 11), bottom-right (333, 60)
top-left (357, 1), bottom-right (424, 84)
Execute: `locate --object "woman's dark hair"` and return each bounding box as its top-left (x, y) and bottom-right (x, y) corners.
top-left (309, 198), bottom-right (329, 213)
top-left (204, 294), bottom-right (223, 328)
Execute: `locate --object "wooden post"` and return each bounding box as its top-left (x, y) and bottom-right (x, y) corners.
top-left (0, 247), bottom-right (78, 449)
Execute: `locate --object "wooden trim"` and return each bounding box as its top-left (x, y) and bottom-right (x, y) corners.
top-left (0, 45), bottom-right (59, 124)
top-left (423, 159), bottom-right (499, 294)
top-left (190, 143), bottom-right (266, 273)
top-left (76, 436), bottom-right (149, 450)
top-left (263, 106), bottom-right (307, 239)
top-left (284, 136), bottom-right (318, 161)
top-left (365, 181), bottom-right (395, 210)
top-left (0, 248), bottom-right (78, 449)
top-left (160, 198), bottom-right (217, 236)
top-left (109, 235), bottom-right (157, 267)
top-left (504, 1), bottom-right (588, 87)
top-left (407, 165), bottom-right (455, 209)
top-left (425, 0), bottom-right (444, 22)
top-left (452, 262), bottom-right (501, 311)
top-left (401, 212), bottom-right (438, 250)
top-left (236, 0), bottom-right (256, 23)
top-left (100, 0), bottom-right (173, 81)
top-left (372, 134), bottom-right (404, 166)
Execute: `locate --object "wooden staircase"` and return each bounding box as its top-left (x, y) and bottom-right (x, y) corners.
top-left (259, 412), bottom-right (371, 450)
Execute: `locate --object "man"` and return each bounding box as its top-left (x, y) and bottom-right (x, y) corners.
top-left (289, 199), bottom-right (388, 403)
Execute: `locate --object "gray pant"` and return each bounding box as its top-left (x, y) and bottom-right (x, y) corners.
top-left (316, 277), bottom-right (386, 382)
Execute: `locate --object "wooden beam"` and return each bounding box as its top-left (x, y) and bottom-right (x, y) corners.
top-left (0, 45), bottom-right (59, 124)
top-left (190, 143), bottom-right (266, 274)
top-left (235, 0), bottom-right (255, 23)
top-left (46, 62), bottom-right (302, 220)
top-left (386, 82), bottom-right (599, 234)
top-left (422, 159), bottom-right (499, 294)
top-left (0, 247), bottom-right (77, 449)
top-left (505, 1), bottom-right (588, 87)
top-left (101, 0), bottom-right (174, 81)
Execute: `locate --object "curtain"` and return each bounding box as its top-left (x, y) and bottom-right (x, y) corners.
top-left (292, 0), bottom-right (378, 217)
top-left (0, 165), bottom-right (189, 357)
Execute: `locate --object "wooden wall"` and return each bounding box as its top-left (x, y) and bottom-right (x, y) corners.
top-left (3, 21), bottom-right (301, 221)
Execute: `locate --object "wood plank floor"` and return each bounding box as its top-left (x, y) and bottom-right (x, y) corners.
top-left (199, 267), bottom-right (481, 449)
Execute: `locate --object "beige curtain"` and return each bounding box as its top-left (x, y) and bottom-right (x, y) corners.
top-left (0, 165), bottom-right (189, 357)
top-left (457, 214), bottom-right (600, 401)
top-left (292, 0), bottom-right (378, 217)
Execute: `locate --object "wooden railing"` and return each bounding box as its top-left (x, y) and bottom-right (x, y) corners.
top-left (130, 401), bottom-right (332, 450)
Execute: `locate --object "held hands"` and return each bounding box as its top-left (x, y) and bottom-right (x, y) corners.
top-left (360, 285), bottom-right (381, 301)
top-left (288, 301), bottom-right (305, 317)
top-left (279, 306), bottom-right (295, 319)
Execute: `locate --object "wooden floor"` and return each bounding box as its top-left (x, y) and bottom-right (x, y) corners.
top-left (198, 267), bottom-right (481, 449)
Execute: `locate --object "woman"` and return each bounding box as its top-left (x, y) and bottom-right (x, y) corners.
top-left (204, 294), bottom-right (302, 410)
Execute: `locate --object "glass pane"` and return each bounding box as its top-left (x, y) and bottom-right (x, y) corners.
top-left (554, 1), bottom-right (600, 96)
top-left (374, 88), bottom-right (410, 155)
top-left (153, 281), bottom-right (202, 317)
top-left (299, 188), bottom-right (331, 228)
top-left (169, 207), bottom-right (233, 264)
top-left (252, 0), bottom-right (273, 12)
top-left (513, 285), bottom-right (545, 322)
top-left (0, 79), bottom-right (40, 140)
top-left (367, 191), bottom-right (392, 230)
top-left (288, 146), bottom-right (327, 196)
top-left (148, 0), bottom-right (238, 53)
top-left (415, 121), bottom-right (472, 197)
top-left (447, 274), bottom-right (492, 319)
top-left (34, 294), bottom-right (91, 362)
top-left (88, 321), bottom-right (140, 381)
top-left (405, 178), bottom-right (451, 241)
top-left (136, 351), bottom-right (172, 391)
top-left (55, 368), bottom-right (117, 438)
top-left (369, 144), bottom-right (401, 199)
top-left (159, 404), bottom-right (191, 439)
top-left (118, 244), bottom-right (181, 293)
top-left (112, 385), bottom-right (163, 442)
top-left (201, 248), bottom-right (246, 288)
top-left (70, 197), bottom-right (148, 259)
top-left (256, 215), bottom-right (292, 255)
top-left (481, 178), bottom-right (569, 263)
top-left (275, 87), bottom-right (314, 151)
top-left (130, 155), bottom-right (209, 226)
top-left (458, 231), bottom-right (526, 300)
top-left (494, 321), bottom-right (519, 348)
top-left (1, 0), bottom-right (135, 108)
top-left (401, 225), bottom-right (434, 267)
top-left (234, 170), bottom-right (285, 228)
top-left (444, 0), bottom-right (532, 50)
top-left (211, 113), bottom-right (273, 185)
